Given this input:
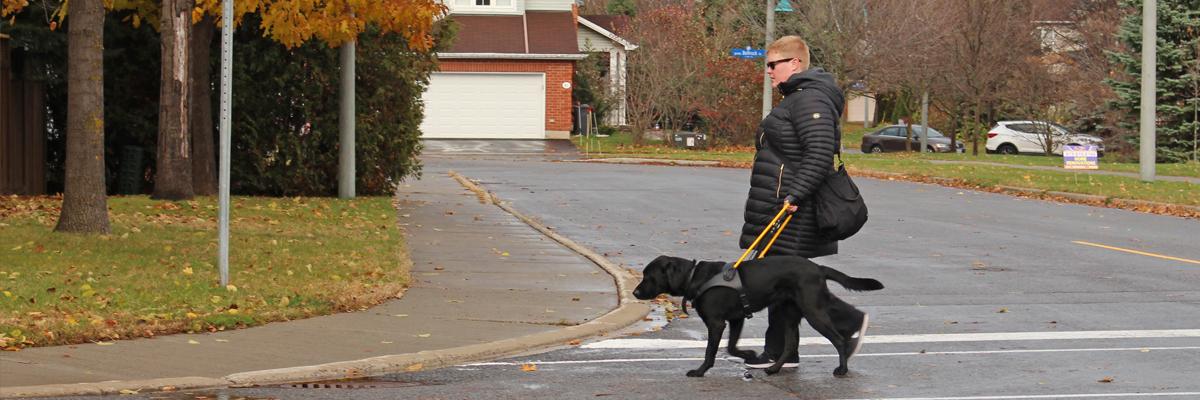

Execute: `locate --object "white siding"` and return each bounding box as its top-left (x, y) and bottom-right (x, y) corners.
top-left (577, 28), bottom-right (617, 52)
top-left (525, 0), bottom-right (573, 11)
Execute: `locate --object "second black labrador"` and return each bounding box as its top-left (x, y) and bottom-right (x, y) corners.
top-left (632, 255), bottom-right (883, 377)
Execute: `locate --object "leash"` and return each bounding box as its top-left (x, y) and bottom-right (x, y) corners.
top-left (732, 200), bottom-right (793, 270)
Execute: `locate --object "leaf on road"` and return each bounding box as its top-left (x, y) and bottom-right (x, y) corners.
top-left (417, 333), bottom-right (431, 338)
top-left (188, 340), bottom-right (200, 344)
top-left (96, 342), bottom-right (114, 346)
top-left (215, 339), bottom-right (229, 343)
top-left (1098, 376), bottom-right (1114, 383)
top-left (567, 339), bottom-right (581, 346)
top-left (521, 363), bottom-right (537, 372)
top-left (997, 307), bottom-right (1009, 313)
top-left (405, 363), bottom-right (424, 372)
top-left (118, 389), bottom-right (140, 395)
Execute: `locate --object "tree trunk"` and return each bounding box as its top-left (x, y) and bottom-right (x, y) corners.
top-left (190, 16), bottom-right (217, 196)
top-left (949, 110), bottom-right (960, 151)
top-left (153, 0), bottom-right (195, 200)
top-left (55, 0), bottom-right (110, 234)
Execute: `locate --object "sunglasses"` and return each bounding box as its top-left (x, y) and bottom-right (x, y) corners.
top-left (766, 58), bottom-right (797, 70)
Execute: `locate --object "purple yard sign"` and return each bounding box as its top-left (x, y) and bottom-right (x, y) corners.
top-left (1063, 145), bottom-right (1099, 170)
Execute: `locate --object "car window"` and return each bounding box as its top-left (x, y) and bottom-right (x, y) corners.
top-left (881, 128), bottom-right (901, 137)
top-left (1007, 123), bottom-right (1037, 134)
top-left (914, 126), bottom-right (944, 137)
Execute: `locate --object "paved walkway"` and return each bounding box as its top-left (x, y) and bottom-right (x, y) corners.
top-left (0, 172), bottom-right (645, 397)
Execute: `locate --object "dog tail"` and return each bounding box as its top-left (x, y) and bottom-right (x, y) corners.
top-left (819, 265), bottom-right (884, 292)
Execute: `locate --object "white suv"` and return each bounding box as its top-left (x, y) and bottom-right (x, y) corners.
top-left (986, 121), bottom-right (1105, 156)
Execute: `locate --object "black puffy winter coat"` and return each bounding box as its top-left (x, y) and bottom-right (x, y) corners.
top-left (739, 68), bottom-right (845, 258)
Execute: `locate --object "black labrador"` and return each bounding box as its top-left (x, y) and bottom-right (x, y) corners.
top-left (632, 255), bottom-right (883, 377)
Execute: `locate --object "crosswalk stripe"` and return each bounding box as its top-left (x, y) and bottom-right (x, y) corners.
top-left (580, 329), bottom-right (1200, 349)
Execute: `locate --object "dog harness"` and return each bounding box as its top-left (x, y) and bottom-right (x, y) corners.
top-left (684, 262), bottom-right (756, 319)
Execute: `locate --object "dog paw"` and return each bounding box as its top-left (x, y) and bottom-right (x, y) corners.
top-left (833, 366), bottom-right (849, 376)
top-left (686, 369), bottom-right (707, 377)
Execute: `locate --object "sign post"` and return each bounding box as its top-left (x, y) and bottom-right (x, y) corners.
top-left (218, 0), bottom-right (233, 286)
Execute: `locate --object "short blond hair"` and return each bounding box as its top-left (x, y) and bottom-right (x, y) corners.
top-left (767, 36), bottom-right (810, 69)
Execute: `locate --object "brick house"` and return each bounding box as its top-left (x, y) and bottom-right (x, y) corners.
top-left (421, 0), bottom-right (634, 139)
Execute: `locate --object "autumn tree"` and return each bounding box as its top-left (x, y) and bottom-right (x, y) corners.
top-left (622, 2), bottom-right (711, 143)
top-left (179, 0), bottom-right (446, 196)
top-left (863, 0), bottom-right (955, 150)
top-left (3, 0), bottom-right (112, 234)
top-left (54, 0), bottom-right (111, 233)
top-left (152, 0), bottom-right (194, 200)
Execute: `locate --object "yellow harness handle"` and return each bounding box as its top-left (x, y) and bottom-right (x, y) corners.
top-left (733, 201), bottom-right (791, 269)
top-left (758, 214), bottom-right (793, 258)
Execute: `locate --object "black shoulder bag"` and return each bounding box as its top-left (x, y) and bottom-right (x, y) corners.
top-left (813, 121), bottom-right (868, 241)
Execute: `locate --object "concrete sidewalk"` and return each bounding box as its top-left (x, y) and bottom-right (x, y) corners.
top-left (0, 172), bottom-right (648, 398)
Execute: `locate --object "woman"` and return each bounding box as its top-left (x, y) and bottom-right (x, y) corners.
top-left (740, 35), bottom-right (869, 369)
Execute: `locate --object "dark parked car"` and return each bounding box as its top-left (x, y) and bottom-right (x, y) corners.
top-left (861, 125), bottom-right (964, 153)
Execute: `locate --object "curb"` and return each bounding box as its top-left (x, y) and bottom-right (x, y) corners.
top-left (0, 173), bottom-right (650, 399)
top-left (0, 378), bottom-right (230, 398)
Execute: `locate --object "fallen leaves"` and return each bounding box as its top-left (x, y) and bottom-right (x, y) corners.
top-left (520, 363), bottom-right (538, 372)
top-left (1098, 376), bottom-right (1114, 383)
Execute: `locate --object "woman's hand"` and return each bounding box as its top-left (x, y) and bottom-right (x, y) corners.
top-left (782, 195), bottom-right (798, 214)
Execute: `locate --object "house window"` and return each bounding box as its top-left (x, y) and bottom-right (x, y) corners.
top-left (455, 0), bottom-right (511, 6)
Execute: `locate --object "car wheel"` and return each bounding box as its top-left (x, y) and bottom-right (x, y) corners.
top-left (870, 145), bottom-right (883, 154)
top-left (998, 144), bottom-right (1018, 155)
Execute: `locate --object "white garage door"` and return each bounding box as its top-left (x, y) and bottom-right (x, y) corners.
top-left (420, 72), bottom-right (546, 139)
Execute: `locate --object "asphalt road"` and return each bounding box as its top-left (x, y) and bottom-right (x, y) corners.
top-left (59, 144), bottom-right (1200, 400)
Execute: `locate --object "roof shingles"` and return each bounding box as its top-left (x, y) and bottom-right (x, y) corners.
top-left (446, 12), bottom-right (579, 55)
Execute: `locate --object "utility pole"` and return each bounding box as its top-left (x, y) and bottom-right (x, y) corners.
top-left (762, 0), bottom-right (776, 118)
top-left (919, 90), bottom-right (929, 152)
top-left (862, 0), bottom-right (871, 129)
top-left (1139, 0), bottom-right (1156, 181)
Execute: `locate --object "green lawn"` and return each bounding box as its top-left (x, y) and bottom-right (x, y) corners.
top-left (578, 132), bottom-right (1199, 207)
top-left (0, 196), bottom-right (408, 349)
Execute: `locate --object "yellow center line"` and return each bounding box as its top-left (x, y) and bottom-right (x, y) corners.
top-left (1073, 241), bottom-right (1200, 265)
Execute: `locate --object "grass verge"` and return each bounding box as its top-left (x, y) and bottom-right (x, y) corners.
top-left (0, 195), bottom-right (408, 349)
top-left (576, 132), bottom-right (1199, 210)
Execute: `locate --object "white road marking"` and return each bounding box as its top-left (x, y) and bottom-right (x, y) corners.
top-left (464, 346), bottom-right (1200, 366)
top-left (833, 393), bottom-right (1200, 400)
top-left (580, 329), bottom-right (1200, 349)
